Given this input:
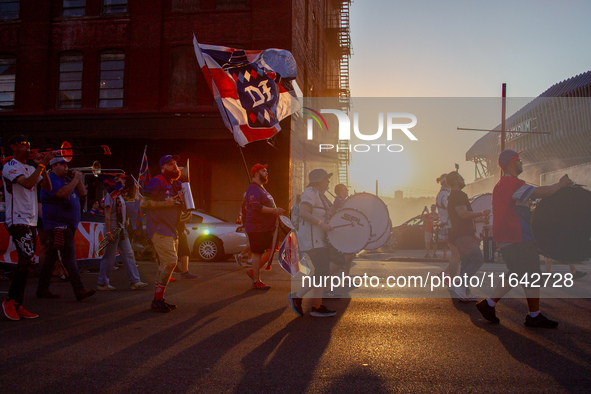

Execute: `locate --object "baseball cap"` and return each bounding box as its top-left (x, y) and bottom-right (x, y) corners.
top-left (250, 163), bottom-right (268, 178)
top-left (498, 149), bottom-right (522, 167)
top-left (49, 157), bottom-right (66, 166)
top-left (7, 134), bottom-right (29, 146)
top-left (159, 154), bottom-right (180, 167)
top-left (308, 168), bottom-right (332, 183)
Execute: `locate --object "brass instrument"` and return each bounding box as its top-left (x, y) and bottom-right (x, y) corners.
top-left (94, 227), bottom-right (122, 257)
top-left (67, 161), bottom-right (125, 178)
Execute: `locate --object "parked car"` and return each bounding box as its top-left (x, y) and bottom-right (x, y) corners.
top-left (185, 211), bottom-right (248, 262)
top-left (387, 214), bottom-right (447, 250)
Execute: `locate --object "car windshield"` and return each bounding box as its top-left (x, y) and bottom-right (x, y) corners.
top-left (407, 217), bottom-right (423, 226)
top-left (190, 212), bottom-right (228, 224)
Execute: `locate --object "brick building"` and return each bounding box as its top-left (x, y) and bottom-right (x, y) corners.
top-left (0, 0), bottom-right (351, 219)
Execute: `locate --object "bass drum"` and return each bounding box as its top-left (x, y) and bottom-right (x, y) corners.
top-left (341, 192), bottom-right (390, 243)
top-left (469, 193), bottom-right (493, 239)
top-left (327, 208), bottom-right (372, 254)
top-left (365, 219), bottom-right (392, 251)
top-left (531, 187), bottom-right (591, 263)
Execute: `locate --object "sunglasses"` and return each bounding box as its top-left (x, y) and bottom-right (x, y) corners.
top-left (17, 141), bottom-right (30, 146)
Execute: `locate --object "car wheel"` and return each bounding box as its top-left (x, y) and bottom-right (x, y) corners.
top-left (195, 237), bottom-right (223, 261)
top-left (387, 233), bottom-right (399, 250)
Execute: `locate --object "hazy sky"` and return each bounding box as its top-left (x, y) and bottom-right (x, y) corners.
top-left (347, 0), bottom-right (591, 196)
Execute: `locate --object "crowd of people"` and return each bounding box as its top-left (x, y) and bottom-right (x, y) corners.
top-left (1, 134), bottom-right (585, 328)
top-left (1, 136), bottom-right (199, 319)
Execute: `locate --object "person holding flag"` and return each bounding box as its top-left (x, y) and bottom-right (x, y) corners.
top-left (96, 174), bottom-right (148, 291)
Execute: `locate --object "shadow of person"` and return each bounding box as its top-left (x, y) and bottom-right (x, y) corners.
top-left (321, 366), bottom-right (389, 394)
top-left (32, 290), bottom-right (268, 393)
top-left (465, 298), bottom-right (591, 392)
top-left (232, 298), bottom-right (352, 394)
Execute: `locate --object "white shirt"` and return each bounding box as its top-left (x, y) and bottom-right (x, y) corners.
top-left (297, 186), bottom-right (332, 251)
top-left (2, 159), bottom-right (42, 226)
top-left (436, 186), bottom-right (450, 224)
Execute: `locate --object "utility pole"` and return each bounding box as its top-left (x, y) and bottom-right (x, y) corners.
top-left (501, 83), bottom-right (506, 152)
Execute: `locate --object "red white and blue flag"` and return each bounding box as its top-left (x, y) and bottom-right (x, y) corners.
top-left (193, 35), bottom-right (302, 147)
top-left (278, 231), bottom-right (310, 277)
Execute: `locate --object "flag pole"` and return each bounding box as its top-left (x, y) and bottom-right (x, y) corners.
top-left (138, 145), bottom-right (147, 178)
top-left (238, 146), bottom-right (251, 182)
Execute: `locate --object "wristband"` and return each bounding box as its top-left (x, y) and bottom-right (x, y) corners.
top-left (317, 220), bottom-right (322, 226)
top-left (38, 164), bottom-right (45, 169)
top-left (106, 231), bottom-right (111, 235)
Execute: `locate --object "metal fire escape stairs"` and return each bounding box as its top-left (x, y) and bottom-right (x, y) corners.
top-left (336, 0), bottom-right (352, 187)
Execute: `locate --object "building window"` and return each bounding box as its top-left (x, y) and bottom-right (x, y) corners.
top-left (57, 52), bottom-right (83, 109)
top-left (62, 0), bottom-right (86, 17)
top-left (103, 0), bottom-right (127, 14)
top-left (215, 0), bottom-right (247, 10)
top-left (98, 51), bottom-right (124, 108)
top-left (0, 55), bottom-right (16, 111)
top-left (0, 0), bottom-right (19, 20)
top-left (172, 0), bottom-right (200, 11)
top-left (169, 46), bottom-right (198, 107)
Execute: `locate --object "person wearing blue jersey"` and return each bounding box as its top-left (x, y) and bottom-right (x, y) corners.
top-left (244, 163), bottom-right (284, 290)
top-left (141, 154), bottom-right (184, 312)
top-left (37, 157), bottom-right (96, 301)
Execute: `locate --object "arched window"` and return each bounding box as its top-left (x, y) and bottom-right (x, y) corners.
top-left (57, 51), bottom-right (83, 109)
top-left (98, 50), bottom-right (125, 108)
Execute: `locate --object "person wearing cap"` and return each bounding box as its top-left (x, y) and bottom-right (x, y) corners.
top-left (476, 149), bottom-right (573, 328)
top-left (37, 156), bottom-right (96, 301)
top-left (287, 168), bottom-right (338, 318)
top-left (141, 154), bottom-right (185, 312)
top-left (97, 174), bottom-right (149, 292)
top-left (243, 163), bottom-right (284, 289)
top-left (446, 171), bottom-right (490, 302)
top-left (2, 135), bottom-right (53, 321)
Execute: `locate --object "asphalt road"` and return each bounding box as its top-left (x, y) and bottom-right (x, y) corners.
top-left (1, 254), bottom-right (590, 393)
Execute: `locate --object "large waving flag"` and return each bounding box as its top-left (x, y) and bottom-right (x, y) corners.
top-left (193, 35), bottom-right (302, 147)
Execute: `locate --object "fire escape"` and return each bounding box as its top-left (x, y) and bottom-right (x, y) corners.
top-left (327, 0), bottom-right (352, 187)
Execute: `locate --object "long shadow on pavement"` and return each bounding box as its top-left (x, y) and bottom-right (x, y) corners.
top-left (232, 298), bottom-right (352, 394)
top-left (454, 296), bottom-right (591, 393)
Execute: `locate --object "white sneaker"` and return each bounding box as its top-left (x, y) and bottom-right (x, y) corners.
top-left (97, 284), bottom-right (116, 291)
top-left (130, 281), bottom-right (149, 290)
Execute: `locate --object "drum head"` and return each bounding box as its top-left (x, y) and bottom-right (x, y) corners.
top-left (279, 215), bottom-right (295, 231)
top-left (327, 208), bottom-right (372, 254)
top-left (532, 187), bottom-right (591, 263)
top-left (469, 193), bottom-right (493, 238)
top-left (364, 219), bottom-right (392, 251)
top-left (341, 193), bottom-right (390, 242)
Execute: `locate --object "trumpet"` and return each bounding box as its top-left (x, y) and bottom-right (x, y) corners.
top-left (94, 227), bottom-right (122, 257)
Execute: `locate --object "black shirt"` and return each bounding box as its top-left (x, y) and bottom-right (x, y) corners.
top-left (447, 189), bottom-right (475, 242)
